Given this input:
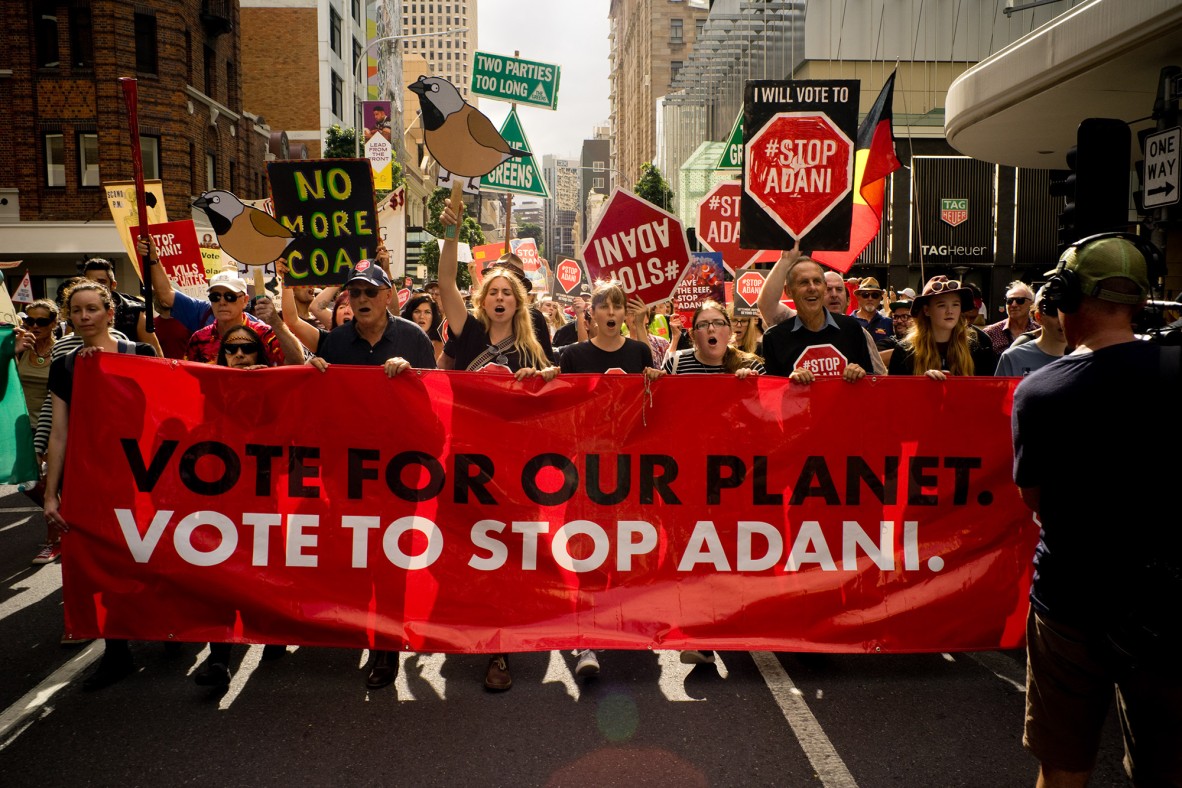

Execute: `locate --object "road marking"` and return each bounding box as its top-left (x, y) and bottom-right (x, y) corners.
top-left (967, 651), bottom-right (1026, 692)
top-left (752, 651), bottom-right (858, 788)
top-left (656, 650), bottom-right (704, 702)
top-left (542, 650), bottom-right (580, 700)
top-left (0, 507), bottom-right (42, 514)
top-left (0, 563), bottom-right (62, 620)
top-left (0, 515), bottom-right (36, 532)
top-left (0, 640), bottom-right (103, 751)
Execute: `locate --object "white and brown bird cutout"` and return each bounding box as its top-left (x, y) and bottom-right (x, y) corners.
top-left (192, 190), bottom-right (296, 265)
top-left (409, 75), bottom-right (530, 189)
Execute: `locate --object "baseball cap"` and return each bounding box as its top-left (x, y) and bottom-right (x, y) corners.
top-left (208, 271), bottom-right (248, 295)
top-left (1045, 236), bottom-right (1149, 305)
top-left (346, 259), bottom-right (392, 289)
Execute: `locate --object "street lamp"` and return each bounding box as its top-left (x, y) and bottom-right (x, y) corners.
top-left (353, 28), bottom-right (469, 157)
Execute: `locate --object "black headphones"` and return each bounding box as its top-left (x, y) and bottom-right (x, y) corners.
top-left (1044, 232), bottom-right (1162, 314)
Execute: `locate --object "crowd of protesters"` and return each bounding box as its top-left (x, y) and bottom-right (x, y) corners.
top-left (6, 206), bottom-right (1163, 703)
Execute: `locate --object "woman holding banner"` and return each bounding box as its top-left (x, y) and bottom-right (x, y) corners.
top-left (887, 276), bottom-right (994, 379)
top-left (43, 281), bottom-right (158, 690)
top-left (436, 200), bottom-right (558, 692)
top-left (662, 301), bottom-right (764, 378)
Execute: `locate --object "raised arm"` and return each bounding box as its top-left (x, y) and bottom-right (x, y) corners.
top-left (758, 246), bottom-right (800, 328)
top-left (436, 198), bottom-right (471, 338)
top-left (309, 285), bottom-right (339, 329)
top-left (277, 259), bottom-right (320, 353)
top-left (138, 235), bottom-right (175, 309)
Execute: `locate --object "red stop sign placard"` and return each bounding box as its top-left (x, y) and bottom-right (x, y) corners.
top-left (697, 181), bottom-right (777, 273)
top-left (745, 113), bottom-right (853, 240)
top-left (580, 188), bottom-right (692, 305)
top-left (555, 258), bottom-right (583, 294)
top-left (397, 288), bottom-right (411, 310)
top-left (735, 271), bottom-right (764, 305)
top-left (793, 344), bottom-right (848, 379)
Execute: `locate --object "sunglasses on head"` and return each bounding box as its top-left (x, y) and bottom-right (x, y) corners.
top-left (347, 285), bottom-right (383, 299)
top-left (23, 317), bottom-right (54, 327)
top-left (1006, 297), bottom-right (1030, 305)
top-left (208, 291), bottom-right (242, 303)
top-left (926, 279), bottom-right (962, 294)
top-left (223, 342), bottom-right (261, 356)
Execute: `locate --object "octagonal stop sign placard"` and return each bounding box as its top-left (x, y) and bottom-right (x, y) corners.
top-left (696, 180), bottom-right (778, 274)
top-left (740, 80), bottom-right (859, 252)
top-left (580, 187), bottom-right (692, 305)
top-left (794, 344), bottom-right (848, 379)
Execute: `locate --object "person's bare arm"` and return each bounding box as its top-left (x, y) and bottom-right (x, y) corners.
top-left (138, 236), bottom-right (176, 309)
top-left (254, 296), bottom-right (305, 365)
top-left (309, 286), bottom-right (339, 328)
top-left (758, 246), bottom-right (800, 327)
top-left (135, 311), bottom-right (163, 357)
top-left (436, 200), bottom-right (471, 338)
top-left (276, 259), bottom-right (320, 353)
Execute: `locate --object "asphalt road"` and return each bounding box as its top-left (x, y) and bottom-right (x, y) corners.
top-left (0, 486), bottom-right (1129, 787)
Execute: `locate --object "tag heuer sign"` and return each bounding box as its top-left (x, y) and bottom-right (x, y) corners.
top-left (940, 199), bottom-right (968, 227)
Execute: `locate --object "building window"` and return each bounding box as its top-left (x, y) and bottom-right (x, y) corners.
top-left (330, 9), bottom-right (342, 56)
top-left (203, 46), bottom-right (216, 97)
top-left (70, 1), bottom-right (93, 69)
top-left (45, 134), bottom-right (65, 186)
top-left (331, 71), bottom-right (344, 119)
top-left (78, 133), bottom-right (100, 186)
top-left (593, 177), bottom-right (605, 189)
top-left (141, 136), bottom-right (160, 180)
top-left (353, 38), bottom-right (362, 72)
top-left (134, 13), bottom-right (157, 75)
top-left (670, 18), bottom-right (683, 43)
top-left (593, 161), bottom-right (605, 172)
top-left (206, 153), bottom-right (216, 190)
top-left (671, 61), bottom-right (682, 79)
top-left (35, 3), bottom-right (59, 68)
top-left (351, 0), bottom-right (360, 21)
top-left (696, 18), bottom-right (705, 37)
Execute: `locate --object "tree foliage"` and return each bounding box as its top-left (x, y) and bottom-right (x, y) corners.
top-left (517, 222), bottom-right (543, 257)
top-left (634, 162), bottom-right (673, 211)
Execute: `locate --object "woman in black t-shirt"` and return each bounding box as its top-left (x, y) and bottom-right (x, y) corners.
top-left (43, 281), bottom-right (157, 691)
top-left (887, 276), bottom-right (993, 379)
top-left (559, 280), bottom-right (664, 380)
top-left (437, 201), bottom-right (558, 381)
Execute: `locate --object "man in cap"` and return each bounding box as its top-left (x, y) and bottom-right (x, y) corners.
top-left (183, 272), bottom-right (296, 365)
top-left (299, 258), bottom-right (435, 690)
top-left (1012, 235), bottom-right (1181, 787)
top-left (852, 277), bottom-right (893, 348)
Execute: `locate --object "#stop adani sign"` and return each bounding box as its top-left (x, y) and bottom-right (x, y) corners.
top-left (741, 80), bottom-right (859, 252)
top-left (580, 187), bottom-right (692, 305)
top-left (696, 180), bottom-right (777, 274)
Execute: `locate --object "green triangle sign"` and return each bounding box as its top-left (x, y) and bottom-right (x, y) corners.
top-left (715, 111), bottom-right (744, 170)
top-left (480, 109), bottom-right (551, 198)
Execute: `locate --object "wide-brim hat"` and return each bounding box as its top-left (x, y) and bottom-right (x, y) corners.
top-left (482, 253), bottom-right (532, 293)
top-left (855, 277), bottom-right (884, 295)
top-left (912, 276), bottom-right (974, 313)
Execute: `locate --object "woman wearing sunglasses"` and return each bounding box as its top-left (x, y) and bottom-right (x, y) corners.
top-left (214, 325), bottom-right (272, 369)
top-left (43, 281), bottom-right (158, 689)
top-left (887, 276), bottom-right (995, 379)
top-left (15, 300), bottom-right (59, 563)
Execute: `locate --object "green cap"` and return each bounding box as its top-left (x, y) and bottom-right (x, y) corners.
top-left (1046, 237), bottom-right (1149, 305)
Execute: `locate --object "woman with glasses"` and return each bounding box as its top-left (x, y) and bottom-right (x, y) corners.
top-left (43, 280), bottom-right (158, 689)
top-left (663, 301), bottom-right (764, 378)
top-left (887, 276), bottom-right (994, 379)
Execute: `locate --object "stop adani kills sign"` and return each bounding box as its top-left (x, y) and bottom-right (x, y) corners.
top-left (741, 80), bottom-right (858, 252)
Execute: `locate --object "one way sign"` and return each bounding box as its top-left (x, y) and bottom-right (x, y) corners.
top-left (1144, 126), bottom-right (1180, 209)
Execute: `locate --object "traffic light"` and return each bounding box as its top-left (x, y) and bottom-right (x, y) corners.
top-left (1048, 118), bottom-right (1131, 250)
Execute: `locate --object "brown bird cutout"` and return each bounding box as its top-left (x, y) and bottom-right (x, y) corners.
top-left (192, 190), bottom-right (296, 265)
top-left (409, 76), bottom-right (529, 189)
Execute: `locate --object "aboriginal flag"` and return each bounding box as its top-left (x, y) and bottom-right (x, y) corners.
top-left (813, 72), bottom-right (901, 273)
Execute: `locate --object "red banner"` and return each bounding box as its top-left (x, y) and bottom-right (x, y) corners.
top-left (61, 355), bottom-right (1036, 653)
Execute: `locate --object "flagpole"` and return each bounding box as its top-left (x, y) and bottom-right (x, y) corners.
top-left (118, 77), bottom-right (155, 333)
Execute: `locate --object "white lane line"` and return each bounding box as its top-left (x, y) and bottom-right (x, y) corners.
top-left (655, 650), bottom-right (703, 702)
top-left (0, 507), bottom-right (42, 514)
top-left (752, 651), bottom-right (858, 788)
top-left (0, 515), bottom-right (36, 532)
top-left (0, 563), bottom-right (63, 621)
top-left (966, 651), bottom-right (1026, 693)
top-left (542, 650), bottom-right (579, 700)
top-left (0, 640), bottom-right (103, 751)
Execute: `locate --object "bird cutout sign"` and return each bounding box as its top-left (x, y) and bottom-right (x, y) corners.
top-left (408, 75), bottom-right (530, 192)
top-left (192, 190), bottom-right (296, 266)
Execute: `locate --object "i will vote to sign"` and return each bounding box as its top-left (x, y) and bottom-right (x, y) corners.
top-left (267, 159), bottom-right (379, 287)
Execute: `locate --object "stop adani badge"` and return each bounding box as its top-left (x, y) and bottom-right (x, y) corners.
top-left (741, 80), bottom-right (859, 252)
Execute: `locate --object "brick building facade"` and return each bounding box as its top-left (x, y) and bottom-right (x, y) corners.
top-left (0, 0), bottom-right (270, 291)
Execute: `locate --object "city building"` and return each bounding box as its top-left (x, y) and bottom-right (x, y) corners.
top-left (398, 0), bottom-right (479, 103)
top-left (608, 0), bottom-right (710, 189)
top-left (543, 154), bottom-right (578, 262)
top-left (661, 0), bottom-right (1089, 309)
top-left (0, 0), bottom-right (271, 295)
top-left (580, 135), bottom-right (611, 240)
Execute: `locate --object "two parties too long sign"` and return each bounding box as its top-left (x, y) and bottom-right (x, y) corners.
top-left (62, 355), bottom-right (1036, 654)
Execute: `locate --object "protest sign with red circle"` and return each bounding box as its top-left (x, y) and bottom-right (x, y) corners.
top-left (580, 188), bottom-right (692, 306)
top-left (553, 258), bottom-right (588, 305)
top-left (696, 181), bottom-right (777, 273)
top-left (397, 288), bottom-right (411, 310)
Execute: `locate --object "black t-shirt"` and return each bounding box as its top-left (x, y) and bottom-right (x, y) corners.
top-left (553, 319), bottom-right (580, 349)
top-left (442, 306), bottom-right (554, 364)
top-left (48, 341), bottom-right (157, 407)
top-left (761, 314), bottom-right (872, 378)
top-left (558, 338), bottom-right (653, 374)
top-left (316, 314), bottom-right (437, 369)
top-left (1012, 341), bottom-right (1178, 626)
top-left (112, 291), bottom-right (146, 340)
top-left (886, 338), bottom-right (997, 376)
top-left (449, 315), bottom-right (545, 372)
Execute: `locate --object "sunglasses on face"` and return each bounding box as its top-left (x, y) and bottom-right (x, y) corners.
top-left (1007, 297), bottom-right (1030, 305)
top-left (208, 291), bottom-right (242, 303)
top-left (693, 319), bottom-right (729, 331)
top-left (856, 292), bottom-right (882, 299)
top-left (223, 342), bottom-right (261, 356)
top-left (23, 317), bottom-right (54, 327)
top-left (347, 285), bottom-right (384, 299)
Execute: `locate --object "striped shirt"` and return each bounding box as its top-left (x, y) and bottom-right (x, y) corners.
top-left (33, 330), bottom-right (129, 455)
top-left (661, 349), bottom-right (766, 375)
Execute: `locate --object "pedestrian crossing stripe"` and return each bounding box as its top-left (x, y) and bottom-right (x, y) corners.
top-left (529, 84), bottom-right (549, 104)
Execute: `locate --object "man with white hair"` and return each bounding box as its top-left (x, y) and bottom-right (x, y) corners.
top-left (983, 280), bottom-right (1038, 354)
